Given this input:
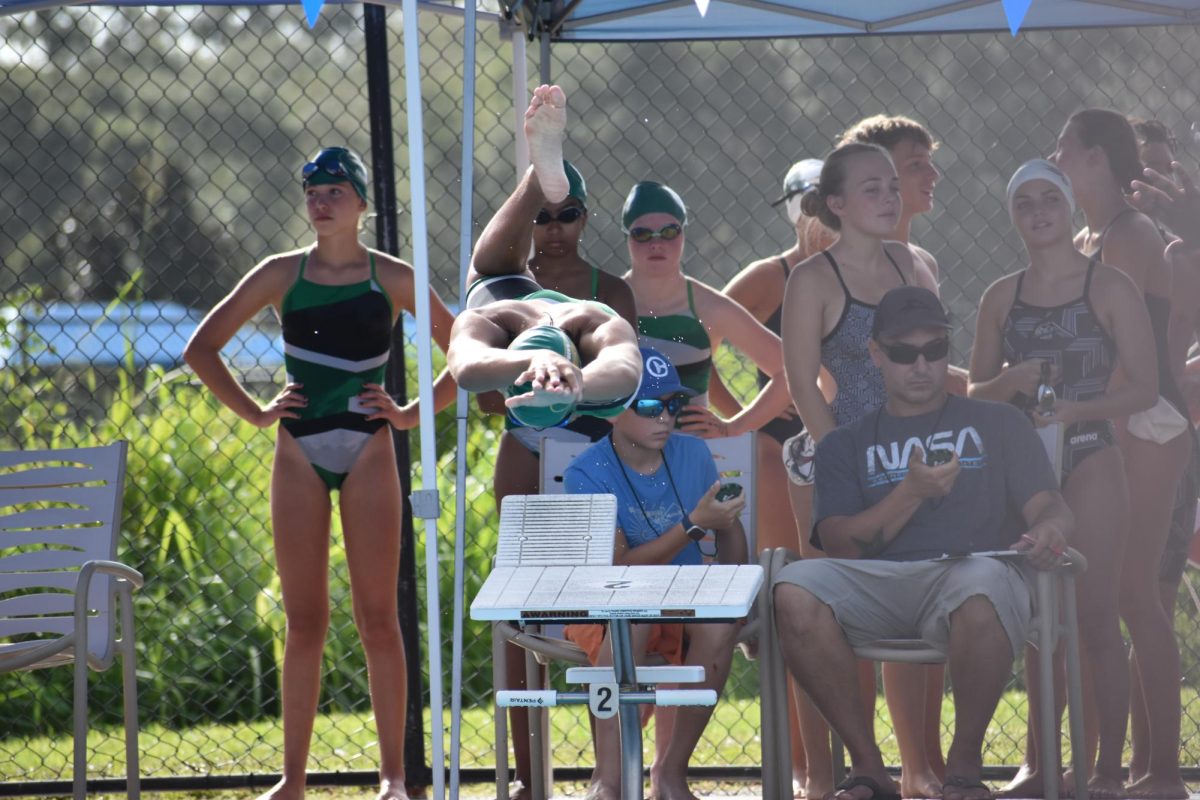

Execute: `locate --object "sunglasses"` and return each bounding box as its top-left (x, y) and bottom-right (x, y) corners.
top-left (534, 207), bottom-right (586, 225)
top-left (302, 156), bottom-right (349, 181)
top-left (628, 224), bottom-right (683, 243)
top-left (880, 338), bottom-right (950, 365)
top-left (633, 394), bottom-right (690, 418)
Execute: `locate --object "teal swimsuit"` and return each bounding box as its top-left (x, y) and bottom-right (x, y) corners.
top-left (280, 250), bottom-right (394, 491)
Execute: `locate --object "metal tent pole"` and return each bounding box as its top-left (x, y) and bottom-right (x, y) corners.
top-left (401, 1), bottom-right (446, 797)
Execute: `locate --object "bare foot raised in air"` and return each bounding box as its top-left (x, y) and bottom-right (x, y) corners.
top-left (524, 84), bottom-right (569, 203)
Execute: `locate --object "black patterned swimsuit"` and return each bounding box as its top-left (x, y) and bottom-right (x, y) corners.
top-left (1002, 258), bottom-right (1115, 482)
top-left (820, 249), bottom-right (907, 427)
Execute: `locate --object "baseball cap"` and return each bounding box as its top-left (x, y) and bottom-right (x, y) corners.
top-left (637, 347), bottom-right (696, 401)
top-left (770, 158), bottom-right (824, 206)
top-left (871, 286), bottom-right (952, 340)
top-left (302, 147), bottom-right (369, 201)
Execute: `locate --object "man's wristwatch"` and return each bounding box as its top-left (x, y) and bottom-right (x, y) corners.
top-left (682, 514), bottom-right (707, 542)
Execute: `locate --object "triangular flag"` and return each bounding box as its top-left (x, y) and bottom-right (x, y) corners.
top-left (1001, 0), bottom-right (1033, 36)
top-left (302, 0), bottom-right (324, 27)
top-left (693, 0), bottom-right (710, 16)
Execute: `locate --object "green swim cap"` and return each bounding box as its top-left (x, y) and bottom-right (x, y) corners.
top-left (564, 160), bottom-right (587, 205)
top-left (302, 147), bottom-right (369, 201)
top-left (506, 324), bottom-right (581, 429)
top-left (621, 181), bottom-right (687, 232)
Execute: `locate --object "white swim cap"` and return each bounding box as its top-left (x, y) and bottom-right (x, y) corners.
top-left (772, 158), bottom-right (824, 226)
top-left (1007, 159), bottom-right (1075, 219)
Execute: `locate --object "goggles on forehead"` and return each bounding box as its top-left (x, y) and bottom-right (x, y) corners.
top-left (302, 155), bottom-right (349, 182)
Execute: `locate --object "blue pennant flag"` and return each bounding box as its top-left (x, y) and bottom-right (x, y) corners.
top-left (302, 0), bottom-right (324, 27)
top-left (1001, 0), bottom-right (1033, 36)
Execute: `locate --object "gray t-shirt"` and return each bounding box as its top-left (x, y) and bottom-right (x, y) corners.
top-left (812, 395), bottom-right (1058, 560)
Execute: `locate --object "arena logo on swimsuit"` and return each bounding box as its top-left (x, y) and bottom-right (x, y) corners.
top-left (865, 427), bottom-right (987, 487)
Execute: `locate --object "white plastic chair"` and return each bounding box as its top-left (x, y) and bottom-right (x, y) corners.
top-left (0, 442), bottom-right (143, 800)
top-left (759, 546), bottom-right (1089, 800)
top-left (489, 433), bottom-right (759, 799)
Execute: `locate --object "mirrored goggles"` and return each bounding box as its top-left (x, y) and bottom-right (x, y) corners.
top-left (628, 223), bottom-right (683, 243)
top-left (633, 393), bottom-right (690, 418)
top-left (302, 157), bottom-right (349, 181)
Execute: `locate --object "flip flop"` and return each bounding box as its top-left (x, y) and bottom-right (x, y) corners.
top-left (942, 775), bottom-right (994, 800)
top-left (833, 775), bottom-right (901, 800)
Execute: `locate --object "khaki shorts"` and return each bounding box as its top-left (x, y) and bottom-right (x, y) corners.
top-left (773, 555), bottom-right (1033, 659)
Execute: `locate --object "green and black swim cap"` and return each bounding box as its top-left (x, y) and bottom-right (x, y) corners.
top-left (564, 160), bottom-right (587, 205)
top-left (302, 147), bottom-right (369, 201)
top-left (621, 181), bottom-right (687, 232)
top-left (505, 324), bottom-right (581, 429)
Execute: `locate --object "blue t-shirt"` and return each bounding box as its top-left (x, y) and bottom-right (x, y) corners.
top-left (565, 434), bottom-right (719, 566)
top-left (813, 395), bottom-right (1058, 560)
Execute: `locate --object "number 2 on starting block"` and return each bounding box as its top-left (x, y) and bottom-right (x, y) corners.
top-left (588, 683), bottom-right (618, 719)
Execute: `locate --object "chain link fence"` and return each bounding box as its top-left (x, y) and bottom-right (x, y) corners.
top-left (2, 4), bottom-right (1200, 791)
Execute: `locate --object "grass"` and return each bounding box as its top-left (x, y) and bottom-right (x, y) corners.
top-left (15, 687), bottom-right (1200, 786)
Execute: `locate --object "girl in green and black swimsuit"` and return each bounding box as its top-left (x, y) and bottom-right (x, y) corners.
top-left (620, 180), bottom-right (791, 443)
top-left (185, 147), bottom-right (456, 800)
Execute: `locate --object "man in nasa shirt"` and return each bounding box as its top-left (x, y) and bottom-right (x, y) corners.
top-left (773, 287), bottom-right (1074, 800)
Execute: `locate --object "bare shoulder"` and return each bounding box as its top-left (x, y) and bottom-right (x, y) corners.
top-left (1090, 261), bottom-right (1142, 299)
top-left (369, 249), bottom-right (416, 280)
top-left (250, 249), bottom-right (305, 289)
top-left (979, 272), bottom-right (1021, 315)
top-left (790, 250), bottom-right (837, 290)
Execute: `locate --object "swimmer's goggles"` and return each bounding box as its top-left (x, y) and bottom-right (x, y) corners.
top-left (535, 207), bottom-right (586, 225)
top-left (302, 155), bottom-right (350, 181)
top-left (628, 223), bottom-right (682, 243)
top-left (632, 393), bottom-right (690, 418)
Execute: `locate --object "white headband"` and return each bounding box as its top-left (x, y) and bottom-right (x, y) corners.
top-left (1007, 158), bottom-right (1076, 219)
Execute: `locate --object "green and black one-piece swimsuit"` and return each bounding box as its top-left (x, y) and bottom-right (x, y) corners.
top-left (280, 250), bottom-right (393, 491)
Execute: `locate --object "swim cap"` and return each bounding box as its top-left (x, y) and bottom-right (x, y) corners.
top-left (302, 147), bottom-right (369, 201)
top-left (621, 181), bottom-right (687, 232)
top-left (506, 324), bottom-right (581, 429)
top-left (564, 160), bottom-right (587, 205)
top-left (1007, 159), bottom-right (1075, 219)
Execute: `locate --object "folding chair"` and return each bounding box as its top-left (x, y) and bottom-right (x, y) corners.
top-left (0, 442), bottom-right (143, 800)
top-left (490, 432), bottom-right (759, 799)
top-left (759, 547), bottom-right (1089, 800)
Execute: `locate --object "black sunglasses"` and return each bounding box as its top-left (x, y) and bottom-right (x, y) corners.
top-left (628, 224), bottom-right (683, 243)
top-left (880, 338), bottom-right (950, 365)
top-left (534, 207), bottom-right (586, 225)
top-left (633, 394), bottom-right (690, 418)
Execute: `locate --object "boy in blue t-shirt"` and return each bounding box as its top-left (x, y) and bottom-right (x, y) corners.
top-left (564, 347), bottom-right (746, 800)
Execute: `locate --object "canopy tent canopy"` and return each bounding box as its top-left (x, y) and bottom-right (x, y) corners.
top-left (3, 0), bottom-right (1199, 36)
top-left (503, 0), bottom-right (1200, 42)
